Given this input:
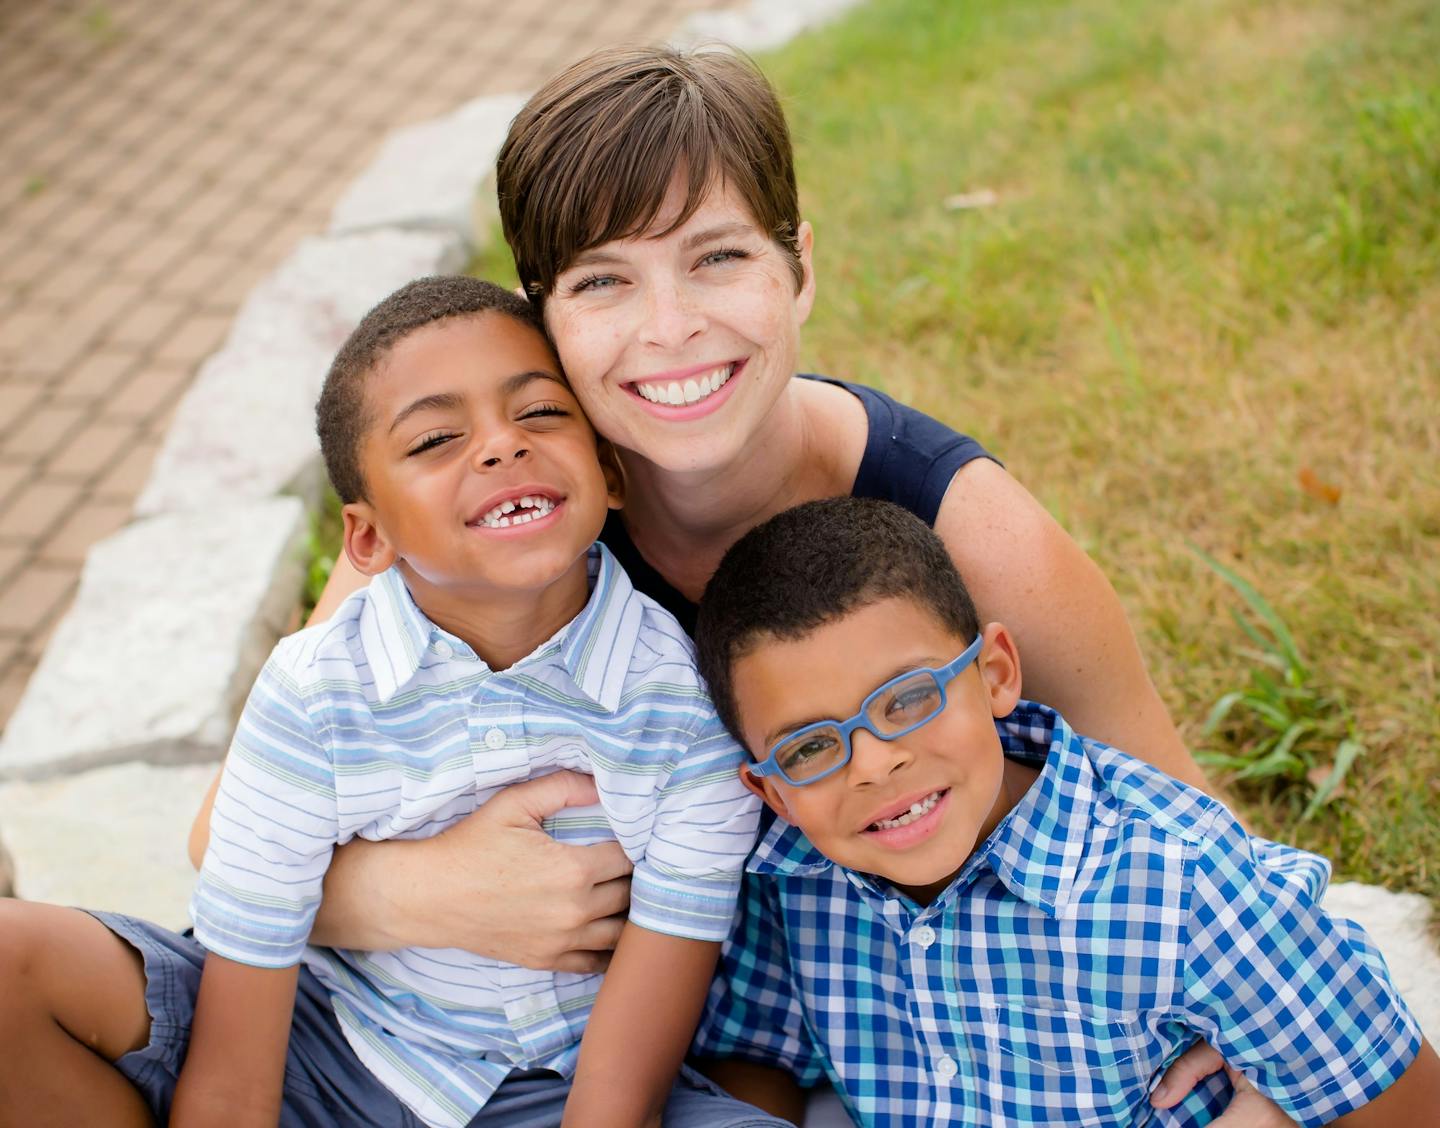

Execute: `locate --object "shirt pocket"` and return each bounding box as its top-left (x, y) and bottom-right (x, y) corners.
top-left (971, 1001), bottom-right (1153, 1125)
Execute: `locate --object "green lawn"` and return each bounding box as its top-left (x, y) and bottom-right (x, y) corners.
top-left (473, 0), bottom-right (1439, 907)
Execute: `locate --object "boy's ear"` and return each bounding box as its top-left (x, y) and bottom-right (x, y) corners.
top-left (739, 762), bottom-right (795, 824)
top-left (977, 622), bottom-right (1023, 718)
top-left (596, 438), bottom-right (625, 511)
top-left (342, 501), bottom-right (398, 577)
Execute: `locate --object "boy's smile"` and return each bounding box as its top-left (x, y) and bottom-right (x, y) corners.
top-left (343, 312), bottom-right (622, 656)
top-left (734, 597), bottom-right (1032, 905)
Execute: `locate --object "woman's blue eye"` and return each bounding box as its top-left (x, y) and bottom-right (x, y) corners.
top-left (700, 247), bottom-right (749, 267)
top-left (570, 273), bottom-right (618, 293)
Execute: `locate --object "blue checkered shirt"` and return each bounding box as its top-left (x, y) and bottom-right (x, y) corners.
top-left (694, 701), bottom-right (1421, 1126)
top-left (193, 544), bottom-right (759, 1128)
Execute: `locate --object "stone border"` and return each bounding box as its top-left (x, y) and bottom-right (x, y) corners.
top-left (2, 0), bottom-right (1436, 1041)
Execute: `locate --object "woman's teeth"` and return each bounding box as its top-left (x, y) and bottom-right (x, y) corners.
top-left (870, 791), bottom-right (943, 831)
top-left (634, 364), bottom-right (734, 406)
top-left (478, 495), bottom-right (555, 528)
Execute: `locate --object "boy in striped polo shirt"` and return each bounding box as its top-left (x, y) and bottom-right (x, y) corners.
top-left (0, 277), bottom-right (783, 1128)
top-left (691, 497), bottom-right (1439, 1127)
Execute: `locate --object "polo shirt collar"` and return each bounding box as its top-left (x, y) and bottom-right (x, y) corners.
top-left (555, 542), bottom-right (643, 713)
top-left (747, 701), bottom-right (1102, 918)
top-left (361, 543), bottom-right (641, 712)
top-left (363, 566), bottom-right (439, 704)
top-left (974, 701), bottom-right (1100, 916)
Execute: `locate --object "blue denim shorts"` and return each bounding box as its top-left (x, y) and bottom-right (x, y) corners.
top-left (90, 911), bottom-right (790, 1127)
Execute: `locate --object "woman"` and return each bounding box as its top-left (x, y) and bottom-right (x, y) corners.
top-left (193, 45), bottom-right (1285, 1123)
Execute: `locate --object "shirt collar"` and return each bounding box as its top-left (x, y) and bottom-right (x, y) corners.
top-left (747, 701), bottom-right (1103, 917)
top-left (978, 700), bottom-right (1105, 916)
top-left (362, 543), bottom-right (642, 712)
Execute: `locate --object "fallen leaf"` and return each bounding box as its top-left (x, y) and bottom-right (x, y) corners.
top-left (1298, 465), bottom-right (1341, 505)
top-left (944, 188), bottom-right (1000, 211)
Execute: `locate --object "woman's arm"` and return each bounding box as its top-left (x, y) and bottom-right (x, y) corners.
top-left (189, 554), bottom-right (634, 969)
top-left (193, 765), bottom-right (632, 966)
top-left (563, 925), bottom-right (722, 1128)
top-left (934, 458), bottom-right (1213, 792)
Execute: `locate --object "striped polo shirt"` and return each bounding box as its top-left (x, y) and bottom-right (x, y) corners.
top-left (192, 543), bottom-right (760, 1128)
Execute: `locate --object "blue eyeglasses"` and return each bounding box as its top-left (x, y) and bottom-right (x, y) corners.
top-left (750, 634), bottom-right (984, 787)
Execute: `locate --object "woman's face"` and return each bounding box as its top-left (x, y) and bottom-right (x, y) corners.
top-left (542, 178), bottom-right (815, 475)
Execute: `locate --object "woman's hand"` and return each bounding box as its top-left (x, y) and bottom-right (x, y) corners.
top-left (306, 771), bottom-right (634, 970)
top-left (1151, 1042), bottom-right (1297, 1127)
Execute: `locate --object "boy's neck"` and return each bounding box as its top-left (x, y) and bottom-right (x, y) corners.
top-left (395, 556), bottom-right (591, 671)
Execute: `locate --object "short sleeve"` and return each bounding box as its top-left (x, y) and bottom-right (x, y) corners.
top-left (628, 711), bottom-right (761, 942)
top-left (693, 873), bottom-right (826, 1087)
top-left (190, 648), bottom-right (339, 968)
top-left (1180, 813), bottom-right (1422, 1125)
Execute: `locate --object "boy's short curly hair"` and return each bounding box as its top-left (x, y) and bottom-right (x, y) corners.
top-left (695, 498), bottom-right (982, 745)
top-left (316, 276), bottom-right (546, 504)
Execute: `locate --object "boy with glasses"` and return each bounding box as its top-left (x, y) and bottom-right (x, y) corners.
top-left (691, 497), bottom-right (1438, 1126)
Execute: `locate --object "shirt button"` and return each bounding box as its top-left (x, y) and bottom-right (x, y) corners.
top-left (432, 639), bottom-right (454, 659)
top-left (914, 925), bottom-right (937, 949)
top-left (483, 727), bottom-right (507, 751)
top-left (934, 1054), bottom-right (958, 1081)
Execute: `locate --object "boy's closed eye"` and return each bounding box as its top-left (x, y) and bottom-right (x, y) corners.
top-left (408, 431), bottom-right (459, 456)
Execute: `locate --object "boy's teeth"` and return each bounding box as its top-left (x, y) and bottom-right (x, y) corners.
top-left (478, 495), bottom-right (555, 528)
top-left (635, 364), bottom-right (734, 406)
top-left (870, 791), bottom-right (943, 831)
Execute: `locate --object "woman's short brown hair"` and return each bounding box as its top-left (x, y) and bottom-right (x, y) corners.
top-left (496, 45), bottom-right (803, 312)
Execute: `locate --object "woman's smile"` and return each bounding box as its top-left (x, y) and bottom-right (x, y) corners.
top-left (626, 360), bottom-right (743, 418)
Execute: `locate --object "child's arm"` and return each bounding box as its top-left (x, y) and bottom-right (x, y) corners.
top-left (563, 922), bottom-right (720, 1128)
top-left (170, 954), bottom-right (299, 1125)
top-left (1329, 1036), bottom-right (1440, 1125)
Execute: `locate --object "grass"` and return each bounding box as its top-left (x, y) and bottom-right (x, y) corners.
top-left (764, 0), bottom-right (1440, 904)
top-left (470, 0), bottom-right (1438, 906)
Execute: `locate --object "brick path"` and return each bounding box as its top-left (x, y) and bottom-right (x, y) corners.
top-left (0, 0), bottom-right (731, 730)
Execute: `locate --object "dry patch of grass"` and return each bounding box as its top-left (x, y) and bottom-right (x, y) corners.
top-left (767, 0), bottom-right (1439, 900)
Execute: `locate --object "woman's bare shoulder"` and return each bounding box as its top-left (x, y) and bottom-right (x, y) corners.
top-left (793, 376), bottom-right (870, 494)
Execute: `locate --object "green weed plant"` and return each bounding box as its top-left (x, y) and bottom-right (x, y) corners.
top-left (1191, 548), bottom-right (1364, 822)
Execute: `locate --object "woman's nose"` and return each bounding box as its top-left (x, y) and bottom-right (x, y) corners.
top-left (847, 728), bottom-right (910, 786)
top-left (639, 278), bottom-right (705, 350)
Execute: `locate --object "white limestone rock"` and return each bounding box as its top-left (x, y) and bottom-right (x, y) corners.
top-left (0, 833), bottom-right (13, 897)
top-left (670, 0), bottom-right (865, 53)
top-left (0, 499), bottom-right (307, 781)
top-left (1325, 881), bottom-right (1440, 1040)
top-left (136, 229), bottom-right (466, 516)
top-left (0, 762), bottom-right (217, 929)
top-left (329, 92), bottom-right (529, 241)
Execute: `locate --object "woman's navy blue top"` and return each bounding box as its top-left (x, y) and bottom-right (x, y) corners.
top-left (598, 374), bottom-right (996, 635)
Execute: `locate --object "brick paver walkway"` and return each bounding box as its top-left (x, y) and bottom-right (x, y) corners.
top-left (0, 0), bottom-right (732, 730)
